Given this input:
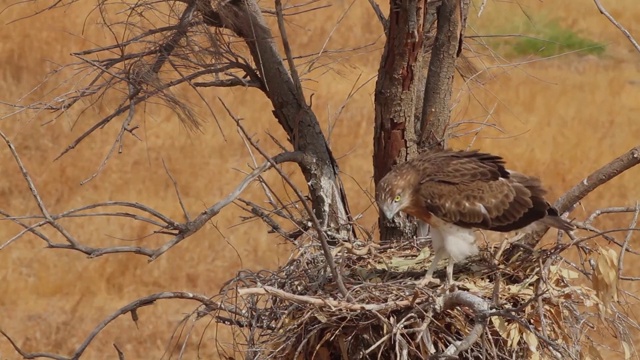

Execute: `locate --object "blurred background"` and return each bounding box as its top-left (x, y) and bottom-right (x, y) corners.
top-left (0, 0), bottom-right (639, 358)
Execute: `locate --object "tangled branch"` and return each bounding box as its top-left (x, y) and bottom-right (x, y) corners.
top-left (0, 129), bottom-right (307, 260)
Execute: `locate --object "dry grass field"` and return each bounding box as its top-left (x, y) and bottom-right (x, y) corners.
top-left (1, 0), bottom-right (639, 358)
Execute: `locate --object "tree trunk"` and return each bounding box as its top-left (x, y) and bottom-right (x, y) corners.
top-left (219, 0), bottom-right (352, 238)
top-left (373, 0), bottom-right (465, 242)
top-left (419, 0), bottom-right (464, 149)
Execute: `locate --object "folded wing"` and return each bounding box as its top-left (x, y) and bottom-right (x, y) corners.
top-left (415, 151), bottom-right (552, 232)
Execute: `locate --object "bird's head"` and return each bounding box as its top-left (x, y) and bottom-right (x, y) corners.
top-left (376, 168), bottom-right (415, 221)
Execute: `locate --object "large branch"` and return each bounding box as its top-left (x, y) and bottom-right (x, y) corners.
top-left (508, 145), bottom-right (640, 253)
top-left (218, 0), bottom-right (353, 238)
top-left (555, 145), bottom-right (640, 214)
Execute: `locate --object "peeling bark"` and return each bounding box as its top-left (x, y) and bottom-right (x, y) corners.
top-left (374, 0), bottom-right (466, 242)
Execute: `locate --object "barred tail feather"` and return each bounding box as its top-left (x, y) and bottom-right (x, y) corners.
top-left (540, 215), bottom-right (574, 231)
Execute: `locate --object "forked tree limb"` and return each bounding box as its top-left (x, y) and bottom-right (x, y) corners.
top-left (219, 0), bottom-right (353, 235)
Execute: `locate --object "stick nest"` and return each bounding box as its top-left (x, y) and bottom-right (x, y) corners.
top-left (211, 234), bottom-right (629, 360)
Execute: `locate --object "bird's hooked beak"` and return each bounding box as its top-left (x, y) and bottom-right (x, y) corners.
top-left (380, 202), bottom-right (399, 221)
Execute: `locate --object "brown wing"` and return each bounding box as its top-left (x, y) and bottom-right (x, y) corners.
top-left (416, 150), bottom-right (510, 184)
top-left (413, 150), bottom-right (550, 232)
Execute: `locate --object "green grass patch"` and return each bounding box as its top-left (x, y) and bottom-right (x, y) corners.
top-left (510, 22), bottom-right (606, 57)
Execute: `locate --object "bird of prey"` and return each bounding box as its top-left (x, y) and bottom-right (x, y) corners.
top-left (376, 149), bottom-right (574, 286)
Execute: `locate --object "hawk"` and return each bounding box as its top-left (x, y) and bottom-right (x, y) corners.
top-left (376, 149), bottom-right (574, 286)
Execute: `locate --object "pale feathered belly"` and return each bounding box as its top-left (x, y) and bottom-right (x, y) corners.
top-left (423, 216), bottom-right (479, 262)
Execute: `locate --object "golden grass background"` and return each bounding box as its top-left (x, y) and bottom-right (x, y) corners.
top-left (1, 0), bottom-right (639, 358)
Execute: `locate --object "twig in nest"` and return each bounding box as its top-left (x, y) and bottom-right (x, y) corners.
top-left (440, 291), bottom-right (490, 357)
top-left (617, 203), bottom-right (640, 278)
top-left (238, 285), bottom-right (428, 311)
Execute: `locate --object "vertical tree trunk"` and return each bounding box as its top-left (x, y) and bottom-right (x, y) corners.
top-left (420, 0), bottom-right (464, 149)
top-left (374, 0), bottom-right (466, 242)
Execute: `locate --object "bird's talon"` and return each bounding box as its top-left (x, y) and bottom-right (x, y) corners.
top-left (416, 276), bottom-right (440, 287)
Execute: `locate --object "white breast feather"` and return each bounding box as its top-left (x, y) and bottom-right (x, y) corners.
top-left (428, 217), bottom-right (478, 262)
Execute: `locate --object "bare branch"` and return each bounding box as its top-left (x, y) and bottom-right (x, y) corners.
top-left (0, 129), bottom-right (305, 259)
top-left (367, 0), bottom-right (389, 33)
top-left (593, 0), bottom-right (640, 54)
top-left (237, 286), bottom-right (426, 311)
top-left (556, 146), bottom-right (640, 214)
top-left (148, 150), bottom-right (307, 260)
top-left (1, 292), bottom-right (223, 360)
top-left (274, 0), bottom-right (304, 100)
top-left (440, 291), bottom-right (490, 356)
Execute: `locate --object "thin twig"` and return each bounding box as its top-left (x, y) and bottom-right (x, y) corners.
top-left (593, 0), bottom-right (640, 54)
top-left (618, 203), bottom-right (640, 278)
top-left (274, 0), bottom-right (304, 101)
top-left (0, 292), bottom-right (224, 360)
top-left (162, 159), bottom-right (191, 222)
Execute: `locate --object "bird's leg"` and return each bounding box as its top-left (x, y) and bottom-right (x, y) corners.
top-left (446, 258), bottom-right (455, 286)
top-left (418, 248), bottom-right (444, 286)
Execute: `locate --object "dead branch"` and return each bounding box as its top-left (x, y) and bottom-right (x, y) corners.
top-left (367, 0), bottom-right (389, 32)
top-left (237, 286), bottom-right (427, 311)
top-left (617, 203), bottom-right (639, 279)
top-left (508, 145), bottom-right (640, 252)
top-left (593, 0), bottom-right (640, 54)
top-left (440, 291), bottom-right (490, 357)
top-left (274, 0), bottom-right (304, 99)
top-left (0, 129), bottom-right (306, 260)
top-left (0, 292), bottom-right (223, 360)
top-left (555, 146), bottom-right (640, 214)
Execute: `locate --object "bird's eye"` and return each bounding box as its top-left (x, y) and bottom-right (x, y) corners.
top-left (393, 195), bottom-right (401, 202)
